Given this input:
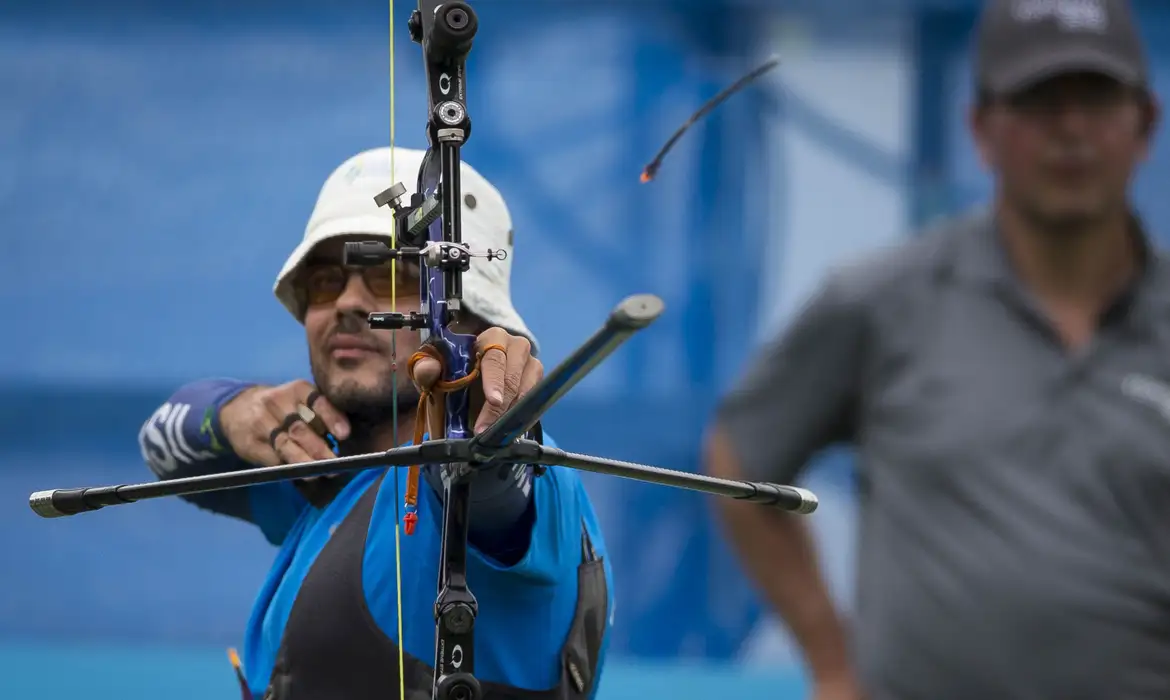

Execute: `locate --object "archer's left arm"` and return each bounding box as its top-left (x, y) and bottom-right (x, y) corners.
top-left (420, 458), bottom-right (536, 566)
top-left (455, 432), bottom-right (614, 697)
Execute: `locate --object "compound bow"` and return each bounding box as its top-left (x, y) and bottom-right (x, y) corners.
top-left (28, 3), bottom-right (808, 700)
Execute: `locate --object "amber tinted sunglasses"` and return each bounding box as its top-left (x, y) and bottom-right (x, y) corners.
top-left (301, 262), bottom-right (418, 307)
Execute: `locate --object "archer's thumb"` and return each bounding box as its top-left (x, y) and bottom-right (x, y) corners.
top-left (411, 355), bottom-right (441, 391)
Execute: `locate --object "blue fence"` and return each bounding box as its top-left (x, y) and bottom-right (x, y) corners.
top-left (0, 0), bottom-right (774, 668)
top-left (5, 0), bottom-right (1170, 698)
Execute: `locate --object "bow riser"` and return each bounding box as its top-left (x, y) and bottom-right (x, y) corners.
top-left (408, 4), bottom-right (481, 699)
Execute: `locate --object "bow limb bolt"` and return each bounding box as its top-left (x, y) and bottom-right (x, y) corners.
top-left (25, 4), bottom-right (812, 699)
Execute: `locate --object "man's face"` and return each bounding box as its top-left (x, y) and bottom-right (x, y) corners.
top-left (301, 236), bottom-right (422, 425)
top-left (971, 72), bottom-right (1157, 231)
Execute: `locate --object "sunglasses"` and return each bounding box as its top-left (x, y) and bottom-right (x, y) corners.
top-left (301, 262), bottom-right (418, 308)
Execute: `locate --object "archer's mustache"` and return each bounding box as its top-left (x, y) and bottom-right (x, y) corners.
top-left (330, 313), bottom-right (387, 351)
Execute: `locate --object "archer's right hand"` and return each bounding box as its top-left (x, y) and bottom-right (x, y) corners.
top-left (218, 380), bottom-right (351, 466)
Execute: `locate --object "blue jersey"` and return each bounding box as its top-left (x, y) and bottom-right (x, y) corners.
top-left (242, 441), bottom-right (613, 697)
top-left (137, 382), bottom-right (613, 698)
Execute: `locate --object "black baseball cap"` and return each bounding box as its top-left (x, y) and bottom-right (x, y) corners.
top-left (975, 0), bottom-right (1149, 96)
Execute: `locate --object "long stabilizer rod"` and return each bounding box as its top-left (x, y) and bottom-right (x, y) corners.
top-left (29, 439), bottom-right (817, 518)
top-left (28, 293), bottom-right (818, 518)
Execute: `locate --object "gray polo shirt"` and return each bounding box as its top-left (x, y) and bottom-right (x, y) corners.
top-left (717, 209), bottom-right (1170, 700)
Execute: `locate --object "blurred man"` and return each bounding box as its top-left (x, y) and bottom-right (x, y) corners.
top-left (138, 146), bottom-right (613, 700)
top-left (706, 1), bottom-right (1169, 699)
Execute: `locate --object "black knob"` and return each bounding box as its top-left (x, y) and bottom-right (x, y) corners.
top-left (436, 673), bottom-right (481, 700)
top-left (407, 10), bottom-right (423, 43)
top-left (442, 603), bottom-right (475, 634)
top-left (368, 312), bottom-right (428, 330)
top-left (343, 241), bottom-right (393, 267)
top-left (427, 1), bottom-right (477, 62)
top-left (444, 6), bottom-right (470, 31)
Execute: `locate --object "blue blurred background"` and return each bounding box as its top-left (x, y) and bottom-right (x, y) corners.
top-left (3, 0), bottom-right (1169, 698)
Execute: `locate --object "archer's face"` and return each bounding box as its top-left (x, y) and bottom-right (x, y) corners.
top-left (970, 72), bottom-right (1156, 232)
top-left (300, 236), bottom-right (422, 424)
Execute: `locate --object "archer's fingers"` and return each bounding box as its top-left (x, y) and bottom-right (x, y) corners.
top-left (292, 382), bottom-right (350, 440)
top-left (247, 437), bottom-right (284, 467)
top-left (285, 419), bottom-right (337, 462)
top-left (473, 340), bottom-right (531, 435)
top-left (259, 389), bottom-right (327, 463)
top-left (272, 431), bottom-right (317, 465)
top-left (243, 410), bottom-right (290, 467)
top-left (475, 330), bottom-right (510, 407)
top-left (517, 356), bottom-right (544, 399)
top-left (499, 335), bottom-right (532, 409)
top-left (473, 395), bottom-right (505, 436)
top-left (412, 355), bottom-right (441, 391)
top-left (477, 358), bottom-right (542, 437)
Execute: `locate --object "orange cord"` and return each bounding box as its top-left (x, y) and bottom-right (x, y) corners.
top-left (400, 343), bottom-right (506, 534)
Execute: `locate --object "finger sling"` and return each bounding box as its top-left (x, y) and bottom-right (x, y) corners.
top-left (399, 343), bottom-right (506, 535)
top-left (268, 412), bottom-right (305, 449)
top-left (268, 402), bottom-right (329, 450)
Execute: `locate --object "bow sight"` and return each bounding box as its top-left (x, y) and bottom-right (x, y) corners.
top-left (26, 2), bottom-right (811, 700)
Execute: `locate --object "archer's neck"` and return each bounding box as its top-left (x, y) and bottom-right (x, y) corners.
top-left (344, 409), bottom-right (420, 455)
top-left (996, 201), bottom-right (1140, 309)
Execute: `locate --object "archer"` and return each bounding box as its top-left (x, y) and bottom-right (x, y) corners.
top-left (138, 146), bottom-right (613, 700)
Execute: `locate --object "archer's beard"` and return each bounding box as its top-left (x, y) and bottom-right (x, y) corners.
top-left (309, 359), bottom-right (419, 448)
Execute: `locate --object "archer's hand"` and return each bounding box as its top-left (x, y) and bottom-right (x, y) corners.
top-left (219, 380), bottom-right (351, 466)
top-left (411, 327), bottom-right (544, 436)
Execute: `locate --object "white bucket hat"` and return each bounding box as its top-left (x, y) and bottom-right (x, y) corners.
top-left (274, 146), bottom-right (537, 353)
